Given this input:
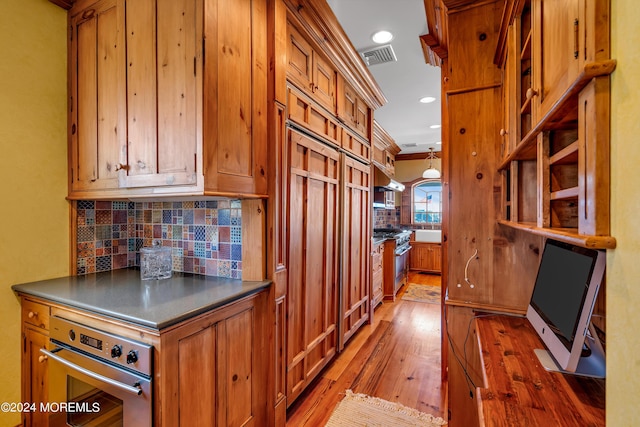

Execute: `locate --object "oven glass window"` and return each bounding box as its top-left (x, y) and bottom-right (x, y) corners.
top-left (67, 376), bottom-right (124, 426)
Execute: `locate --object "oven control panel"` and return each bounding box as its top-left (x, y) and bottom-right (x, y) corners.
top-left (49, 316), bottom-right (152, 376)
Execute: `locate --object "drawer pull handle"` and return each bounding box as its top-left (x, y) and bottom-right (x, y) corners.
top-left (28, 311), bottom-right (37, 319)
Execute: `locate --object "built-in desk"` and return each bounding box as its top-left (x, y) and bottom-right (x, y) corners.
top-left (475, 315), bottom-right (605, 426)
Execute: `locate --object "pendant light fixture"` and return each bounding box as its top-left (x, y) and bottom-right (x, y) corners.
top-left (422, 148), bottom-right (441, 179)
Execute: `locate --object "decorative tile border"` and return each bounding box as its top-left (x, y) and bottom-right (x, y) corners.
top-left (75, 200), bottom-right (242, 278)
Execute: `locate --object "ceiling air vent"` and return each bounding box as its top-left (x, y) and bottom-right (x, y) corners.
top-left (360, 44), bottom-right (397, 66)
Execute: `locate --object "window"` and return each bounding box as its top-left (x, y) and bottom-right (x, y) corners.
top-left (413, 180), bottom-right (442, 224)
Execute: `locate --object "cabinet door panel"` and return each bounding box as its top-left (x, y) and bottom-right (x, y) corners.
top-left (223, 308), bottom-right (254, 426)
top-left (70, 0), bottom-right (124, 192)
top-left (533, 0), bottom-right (580, 122)
top-left (340, 156), bottom-right (370, 348)
top-left (312, 52), bottom-right (336, 112)
top-left (204, 0), bottom-right (268, 196)
top-left (125, 0), bottom-right (157, 179)
top-left (22, 328), bottom-right (49, 427)
top-left (286, 21), bottom-right (313, 93)
top-left (125, 0), bottom-right (199, 188)
top-left (178, 325), bottom-right (217, 426)
top-left (286, 128), bottom-right (339, 404)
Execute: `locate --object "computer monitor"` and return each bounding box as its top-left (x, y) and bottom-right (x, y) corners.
top-left (526, 239), bottom-right (606, 378)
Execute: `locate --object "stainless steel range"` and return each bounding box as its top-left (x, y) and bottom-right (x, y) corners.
top-left (373, 228), bottom-right (412, 299)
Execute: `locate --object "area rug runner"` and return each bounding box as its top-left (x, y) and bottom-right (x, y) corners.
top-left (325, 390), bottom-right (447, 426)
top-left (401, 283), bottom-right (441, 304)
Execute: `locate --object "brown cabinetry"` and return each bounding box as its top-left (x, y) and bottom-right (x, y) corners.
top-left (371, 241), bottom-right (384, 310)
top-left (286, 127), bottom-right (340, 404)
top-left (286, 19), bottom-right (337, 114)
top-left (20, 299), bottom-right (50, 427)
top-left (337, 75), bottom-right (371, 140)
top-left (68, 0), bottom-right (267, 199)
top-left (372, 121), bottom-right (399, 177)
top-left (497, 0), bottom-right (615, 248)
top-left (159, 291), bottom-right (270, 426)
top-left (17, 289), bottom-right (270, 427)
top-left (340, 155), bottom-right (371, 348)
top-left (409, 242), bottom-right (442, 274)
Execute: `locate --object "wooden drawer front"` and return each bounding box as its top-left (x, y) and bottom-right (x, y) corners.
top-left (341, 127), bottom-right (371, 163)
top-left (288, 87), bottom-right (340, 147)
top-left (22, 300), bottom-right (50, 330)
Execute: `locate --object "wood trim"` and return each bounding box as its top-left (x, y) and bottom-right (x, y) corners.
top-left (49, 0), bottom-right (75, 10)
top-left (283, 0), bottom-right (387, 109)
top-left (496, 219), bottom-right (616, 249)
top-left (396, 152), bottom-right (440, 161)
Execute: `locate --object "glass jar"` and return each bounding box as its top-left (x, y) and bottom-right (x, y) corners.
top-left (140, 240), bottom-right (172, 280)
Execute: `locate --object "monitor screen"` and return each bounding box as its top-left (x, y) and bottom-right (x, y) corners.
top-left (526, 239), bottom-right (606, 377)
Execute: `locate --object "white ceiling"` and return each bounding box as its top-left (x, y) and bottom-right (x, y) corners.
top-left (326, 0), bottom-right (442, 155)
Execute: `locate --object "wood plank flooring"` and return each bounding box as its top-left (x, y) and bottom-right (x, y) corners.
top-left (286, 272), bottom-right (446, 426)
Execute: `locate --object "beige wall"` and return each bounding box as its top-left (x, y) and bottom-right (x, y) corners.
top-left (394, 157), bottom-right (442, 184)
top-left (608, 0), bottom-right (640, 423)
top-left (0, 1), bottom-right (68, 425)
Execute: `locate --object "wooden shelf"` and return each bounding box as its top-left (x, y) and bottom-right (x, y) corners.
top-left (497, 219), bottom-right (616, 249)
top-left (498, 59), bottom-right (617, 171)
top-left (550, 140), bottom-right (579, 165)
top-left (550, 186), bottom-right (578, 201)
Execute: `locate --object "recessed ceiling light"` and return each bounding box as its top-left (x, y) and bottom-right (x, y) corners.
top-left (430, 124), bottom-right (441, 129)
top-left (371, 30), bottom-right (393, 44)
top-left (419, 96), bottom-right (436, 104)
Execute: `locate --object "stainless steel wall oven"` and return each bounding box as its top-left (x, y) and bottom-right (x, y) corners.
top-left (41, 316), bottom-right (153, 427)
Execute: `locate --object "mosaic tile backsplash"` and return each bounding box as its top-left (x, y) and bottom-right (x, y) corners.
top-left (76, 200), bottom-right (242, 278)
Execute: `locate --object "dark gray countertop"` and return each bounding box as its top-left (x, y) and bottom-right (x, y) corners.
top-left (12, 268), bottom-right (271, 330)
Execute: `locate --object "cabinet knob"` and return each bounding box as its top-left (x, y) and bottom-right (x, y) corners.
top-left (38, 355), bottom-right (47, 363)
top-left (115, 163), bottom-right (129, 171)
top-left (499, 129), bottom-right (508, 136)
top-left (525, 88), bottom-right (538, 100)
top-left (28, 311), bottom-right (37, 319)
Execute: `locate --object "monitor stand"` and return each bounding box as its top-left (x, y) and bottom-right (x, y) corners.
top-left (534, 323), bottom-right (605, 379)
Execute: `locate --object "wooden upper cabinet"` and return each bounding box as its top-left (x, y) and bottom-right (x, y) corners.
top-left (286, 20), bottom-right (337, 114)
top-left (337, 75), bottom-right (371, 140)
top-left (530, 0), bottom-right (611, 126)
top-left (203, 0), bottom-right (268, 197)
top-left (69, 0), bottom-right (199, 196)
top-left (69, 0), bottom-right (124, 193)
top-left (68, 0), bottom-right (267, 199)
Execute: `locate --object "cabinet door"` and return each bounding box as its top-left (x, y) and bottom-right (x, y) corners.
top-left (311, 51), bottom-right (337, 113)
top-left (286, 128), bottom-right (340, 404)
top-left (22, 328), bottom-right (49, 427)
top-left (203, 0), bottom-right (268, 197)
top-left (371, 244), bottom-right (384, 308)
top-left (286, 21), bottom-right (313, 94)
top-left (532, 0), bottom-right (580, 124)
top-left (340, 155), bottom-right (371, 349)
top-left (69, 0), bottom-right (200, 196)
top-left (354, 96), bottom-right (370, 139)
top-left (123, 0), bottom-right (200, 189)
top-left (69, 0), bottom-right (125, 193)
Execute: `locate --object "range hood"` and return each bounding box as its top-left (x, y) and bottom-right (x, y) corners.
top-left (374, 167), bottom-right (405, 192)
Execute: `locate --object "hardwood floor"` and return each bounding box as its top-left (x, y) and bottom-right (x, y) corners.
top-left (286, 272), bottom-right (446, 426)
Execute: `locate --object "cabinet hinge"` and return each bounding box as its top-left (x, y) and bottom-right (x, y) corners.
top-left (22, 333), bottom-right (26, 353)
top-left (194, 57), bottom-right (197, 76)
top-left (69, 24), bottom-right (73, 42)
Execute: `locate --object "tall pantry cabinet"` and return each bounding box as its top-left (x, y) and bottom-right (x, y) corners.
top-left (67, 0), bottom-right (267, 199)
top-left (267, 0), bottom-right (385, 416)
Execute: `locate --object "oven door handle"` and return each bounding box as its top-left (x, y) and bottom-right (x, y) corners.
top-left (395, 246), bottom-right (412, 256)
top-left (40, 348), bottom-right (143, 396)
